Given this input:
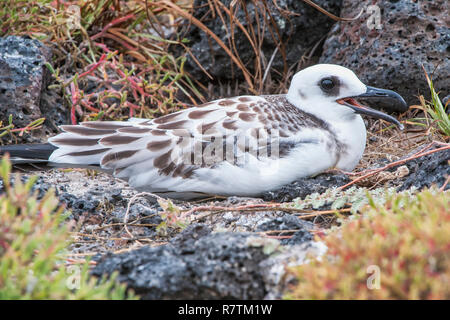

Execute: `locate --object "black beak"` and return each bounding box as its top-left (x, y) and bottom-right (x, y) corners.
top-left (358, 86), bottom-right (407, 108)
top-left (338, 86), bottom-right (406, 130)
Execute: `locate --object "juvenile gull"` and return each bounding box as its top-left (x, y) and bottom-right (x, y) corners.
top-left (1, 64), bottom-right (406, 199)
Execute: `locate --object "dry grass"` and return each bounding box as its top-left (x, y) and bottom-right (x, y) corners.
top-left (1, 0), bottom-right (205, 125)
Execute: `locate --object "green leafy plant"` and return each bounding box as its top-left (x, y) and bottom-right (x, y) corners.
top-left (0, 115), bottom-right (45, 142)
top-left (420, 70), bottom-right (450, 137)
top-left (156, 197), bottom-right (188, 235)
top-left (292, 186), bottom-right (416, 214)
top-left (286, 188), bottom-right (450, 299)
top-left (408, 69), bottom-right (450, 138)
top-left (0, 155), bottom-right (136, 299)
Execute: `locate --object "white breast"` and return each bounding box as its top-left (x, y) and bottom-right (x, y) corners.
top-left (332, 115), bottom-right (367, 171)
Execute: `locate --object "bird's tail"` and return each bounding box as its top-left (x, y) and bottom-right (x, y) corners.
top-left (0, 143), bottom-right (57, 163)
top-left (0, 140), bottom-right (109, 171)
top-left (1, 119), bottom-right (149, 171)
top-left (0, 143), bottom-right (58, 170)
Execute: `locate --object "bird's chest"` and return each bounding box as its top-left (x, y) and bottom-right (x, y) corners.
top-left (330, 116), bottom-right (367, 171)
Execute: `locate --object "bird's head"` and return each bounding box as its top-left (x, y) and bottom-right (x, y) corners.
top-left (287, 64), bottom-right (405, 129)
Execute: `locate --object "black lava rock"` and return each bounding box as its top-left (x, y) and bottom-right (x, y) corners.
top-left (262, 173), bottom-right (350, 202)
top-left (0, 36), bottom-right (52, 143)
top-left (0, 175), bottom-right (52, 200)
top-left (398, 148), bottom-right (450, 191)
top-left (92, 229), bottom-right (270, 299)
top-left (256, 215), bottom-right (313, 245)
top-left (170, 223), bottom-right (212, 251)
top-left (58, 192), bottom-right (100, 219)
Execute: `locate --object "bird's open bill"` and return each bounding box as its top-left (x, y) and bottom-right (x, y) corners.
top-left (337, 86), bottom-right (406, 130)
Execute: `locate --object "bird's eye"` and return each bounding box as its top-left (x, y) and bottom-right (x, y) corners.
top-left (320, 78), bottom-right (335, 91)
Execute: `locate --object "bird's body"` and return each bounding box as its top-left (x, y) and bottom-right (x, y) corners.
top-left (2, 64), bottom-right (406, 199)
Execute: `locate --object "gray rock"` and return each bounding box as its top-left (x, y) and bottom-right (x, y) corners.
top-left (256, 215), bottom-right (313, 245)
top-left (91, 221), bottom-right (325, 299)
top-left (262, 172), bottom-right (350, 202)
top-left (170, 223), bottom-right (212, 249)
top-left (442, 95), bottom-right (450, 113)
top-left (320, 0), bottom-right (449, 108)
top-left (92, 227), bottom-right (270, 299)
top-left (39, 88), bottom-right (68, 136)
top-left (181, 0), bottom-right (342, 83)
top-left (0, 36), bottom-right (52, 141)
top-left (398, 147), bottom-right (450, 192)
top-left (260, 241), bottom-right (327, 299)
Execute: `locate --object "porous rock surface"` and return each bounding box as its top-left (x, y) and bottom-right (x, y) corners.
top-left (0, 36), bottom-right (67, 143)
top-left (0, 36), bottom-right (52, 139)
top-left (256, 214), bottom-right (313, 245)
top-left (92, 223), bottom-right (325, 300)
top-left (398, 147), bottom-right (450, 191)
top-left (92, 224), bottom-right (269, 299)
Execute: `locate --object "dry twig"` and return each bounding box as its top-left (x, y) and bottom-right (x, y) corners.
top-left (339, 141), bottom-right (450, 190)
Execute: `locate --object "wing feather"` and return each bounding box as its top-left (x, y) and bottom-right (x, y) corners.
top-left (47, 95), bottom-right (320, 194)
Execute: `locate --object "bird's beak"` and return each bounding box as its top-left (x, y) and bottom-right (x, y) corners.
top-left (337, 86), bottom-right (406, 130)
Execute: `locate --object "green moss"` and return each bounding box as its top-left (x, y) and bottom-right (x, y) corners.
top-left (293, 186), bottom-right (417, 214)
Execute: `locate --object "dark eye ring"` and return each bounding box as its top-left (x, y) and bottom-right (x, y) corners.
top-left (320, 78), bottom-right (335, 91)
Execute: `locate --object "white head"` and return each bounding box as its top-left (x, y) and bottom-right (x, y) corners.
top-left (286, 64), bottom-right (404, 128)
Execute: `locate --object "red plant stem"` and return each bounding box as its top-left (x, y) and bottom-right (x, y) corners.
top-left (265, 235), bottom-right (293, 240)
top-left (95, 33), bottom-right (137, 51)
top-left (78, 54), bottom-right (107, 79)
top-left (70, 106), bottom-right (76, 125)
top-left (94, 42), bottom-right (112, 53)
top-left (131, 88), bottom-right (139, 101)
top-left (125, 102), bottom-right (140, 110)
top-left (69, 82), bottom-right (78, 124)
top-left (11, 125), bottom-right (43, 136)
top-left (112, 67), bottom-right (146, 96)
top-left (91, 14), bottom-right (135, 41)
top-left (439, 176), bottom-right (450, 192)
top-left (80, 99), bottom-right (100, 112)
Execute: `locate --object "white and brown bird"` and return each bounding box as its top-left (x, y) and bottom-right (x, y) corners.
top-left (1, 64), bottom-right (406, 199)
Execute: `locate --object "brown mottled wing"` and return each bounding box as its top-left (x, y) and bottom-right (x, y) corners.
top-left (48, 95), bottom-right (309, 182)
